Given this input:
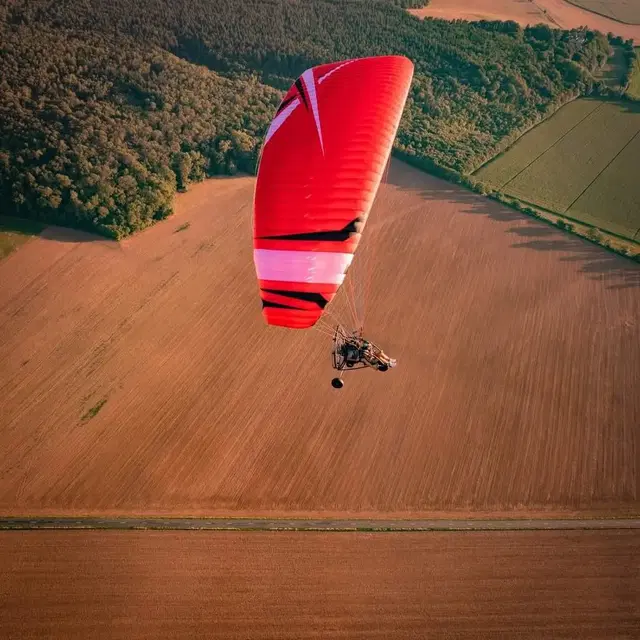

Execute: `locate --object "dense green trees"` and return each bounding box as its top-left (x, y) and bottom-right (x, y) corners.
top-left (0, 26), bottom-right (280, 238)
top-left (621, 40), bottom-right (638, 91)
top-left (0, 0), bottom-right (611, 237)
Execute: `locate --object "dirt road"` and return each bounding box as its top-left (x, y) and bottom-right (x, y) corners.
top-left (1, 516), bottom-right (639, 530)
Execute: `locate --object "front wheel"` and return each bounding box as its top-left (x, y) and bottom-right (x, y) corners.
top-left (378, 364), bottom-right (389, 372)
top-left (331, 378), bottom-right (344, 389)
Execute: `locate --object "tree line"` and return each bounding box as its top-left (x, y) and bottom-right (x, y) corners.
top-left (0, 0), bottom-right (613, 238)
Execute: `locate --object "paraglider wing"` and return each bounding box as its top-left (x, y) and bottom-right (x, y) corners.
top-left (253, 55), bottom-right (414, 328)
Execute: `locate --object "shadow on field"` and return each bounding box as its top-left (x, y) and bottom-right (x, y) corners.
top-left (0, 215), bottom-right (119, 247)
top-left (40, 224), bottom-right (116, 245)
top-left (386, 160), bottom-right (640, 290)
top-left (0, 215), bottom-right (46, 237)
top-left (618, 101), bottom-right (640, 116)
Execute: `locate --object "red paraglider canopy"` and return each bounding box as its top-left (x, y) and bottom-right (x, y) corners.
top-left (253, 55), bottom-right (414, 328)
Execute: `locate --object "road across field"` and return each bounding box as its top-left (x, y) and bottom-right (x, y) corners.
top-left (2, 517), bottom-right (639, 531)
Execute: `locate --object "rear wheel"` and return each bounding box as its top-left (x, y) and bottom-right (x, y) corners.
top-left (331, 378), bottom-right (344, 389)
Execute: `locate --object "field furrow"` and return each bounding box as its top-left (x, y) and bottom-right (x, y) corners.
top-left (0, 161), bottom-right (638, 517)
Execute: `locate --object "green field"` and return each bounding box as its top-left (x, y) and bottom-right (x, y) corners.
top-left (568, 130), bottom-right (640, 237)
top-left (566, 0), bottom-right (640, 25)
top-left (0, 216), bottom-right (44, 260)
top-left (628, 48), bottom-right (640, 99)
top-left (474, 100), bottom-right (601, 187)
top-left (474, 99), bottom-right (640, 240)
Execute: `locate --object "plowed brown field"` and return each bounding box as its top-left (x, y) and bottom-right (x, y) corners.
top-left (410, 0), bottom-right (640, 41)
top-left (410, 0), bottom-right (553, 26)
top-left (1, 530), bottom-right (639, 638)
top-left (0, 160), bottom-right (638, 517)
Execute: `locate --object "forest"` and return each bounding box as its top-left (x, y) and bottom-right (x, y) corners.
top-left (0, 0), bottom-right (613, 238)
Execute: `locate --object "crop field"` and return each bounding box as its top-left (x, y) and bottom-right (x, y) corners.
top-left (1, 530), bottom-right (639, 638)
top-left (474, 99), bottom-right (601, 187)
top-left (566, 0), bottom-right (640, 25)
top-left (0, 160), bottom-right (638, 518)
top-left (408, 0), bottom-right (553, 26)
top-left (409, 0), bottom-right (640, 41)
top-left (475, 99), bottom-right (640, 239)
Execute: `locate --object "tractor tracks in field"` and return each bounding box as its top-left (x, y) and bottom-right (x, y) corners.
top-left (1, 517), bottom-right (639, 532)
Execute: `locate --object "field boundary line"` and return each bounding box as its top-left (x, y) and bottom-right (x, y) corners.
top-left (499, 101), bottom-right (603, 191)
top-left (1, 517), bottom-right (640, 531)
top-left (502, 193), bottom-right (639, 245)
top-left (564, 126), bottom-right (640, 215)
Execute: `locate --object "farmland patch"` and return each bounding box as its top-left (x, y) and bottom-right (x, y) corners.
top-left (565, 0), bottom-right (640, 25)
top-left (475, 99), bottom-right (640, 239)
